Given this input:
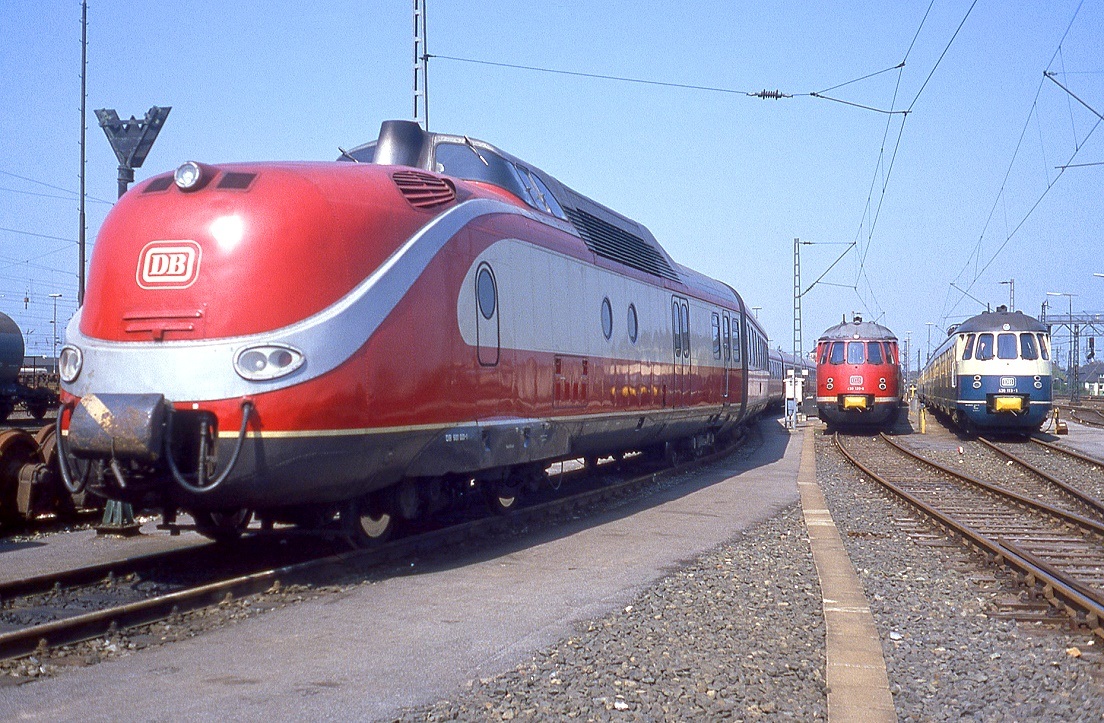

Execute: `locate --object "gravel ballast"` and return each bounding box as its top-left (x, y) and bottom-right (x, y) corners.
top-left (400, 424), bottom-right (1104, 721)
top-left (404, 504), bottom-right (827, 721)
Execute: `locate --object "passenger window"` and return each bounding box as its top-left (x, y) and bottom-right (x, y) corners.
top-left (733, 325), bottom-right (741, 363)
top-left (975, 333), bottom-right (994, 361)
top-left (1019, 333), bottom-right (1038, 360)
top-left (829, 342), bottom-right (845, 365)
top-left (962, 334), bottom-right (975, 360)
top-left (723, 316), bottom-right (731, 361)
top-left (997, 333), bottom-right (1018, 360)
top-left (1038, 334), bottom-right (1050, 360)
top-left (601, 297), bottom-right (613, 340)
top-left (867, 342), bottom-right (884, 365)
top-left (711, 314), bottom-right (721, 359)
top-left (627, 304), bottom-right (638, 344)
top-left (847, 341), bottom-right (865, 365)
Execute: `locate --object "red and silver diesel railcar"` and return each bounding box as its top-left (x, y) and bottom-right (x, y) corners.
top-left (815, 315), bottom-right (903, 430)
top-left (57, 120), bottom-right (781, 543)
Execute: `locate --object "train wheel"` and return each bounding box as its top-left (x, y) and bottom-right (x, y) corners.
top-left (485, 479), bottom-right (520, 515)
top-left (342, 493), bottom-right (394, 547)
top-left (0, 429), bottom-right (40, 526)
top-left (193, 508), bottom-right (253, 542)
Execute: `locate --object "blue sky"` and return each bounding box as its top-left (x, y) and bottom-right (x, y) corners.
top-left (1, 1), bottom-right (1101, 369)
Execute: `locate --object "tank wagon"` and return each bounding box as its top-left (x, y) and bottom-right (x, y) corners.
top-left (1, 311), bottom-right (57, 422)
top-left (918, 306), bottom-right (1051, 433)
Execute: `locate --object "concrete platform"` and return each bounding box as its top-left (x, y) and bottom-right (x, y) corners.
top-left (1, 418), bottom-right (810, 721)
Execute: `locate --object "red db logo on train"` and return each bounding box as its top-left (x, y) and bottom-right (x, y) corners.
top-left (136, 241), bottom-right (201, 289)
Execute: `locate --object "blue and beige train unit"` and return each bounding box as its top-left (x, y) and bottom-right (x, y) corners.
top-left (918, 306), bottom-right (1052, 432)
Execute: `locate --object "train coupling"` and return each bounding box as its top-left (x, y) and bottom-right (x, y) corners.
top-left (67, 393), bottom-right (170, 463)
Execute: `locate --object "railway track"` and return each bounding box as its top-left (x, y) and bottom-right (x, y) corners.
top-left (834, 432), bottom-right (1104, 638)
top-left (0, 433), bottom-right (752, 664)
top-left (1060, 404), bottom-right (1104, 429)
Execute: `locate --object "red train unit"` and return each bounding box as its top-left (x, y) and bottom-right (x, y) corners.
top-left (56, 120), bottom-right (784, 544)
top-left (815, 315), bottom-right (903, 431)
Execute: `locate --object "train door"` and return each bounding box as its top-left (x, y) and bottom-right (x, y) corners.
top-left (722, 313), bottom-right (732, 403)
top-left (671, 296), bottom-right (690, 407)
top-left (475, 263), bottom-right (499, 366)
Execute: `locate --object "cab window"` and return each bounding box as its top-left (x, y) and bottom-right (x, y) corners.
top-left (975, 333), bottom-right (994, 361)
top-left (997, 333), bottom-right (1018, 360)
top-left (1037, 334), bottom-right (1050, 360)
top-left (434, 142), bottom-right (527, 199)
top-left (866, 342), bottom-right (884, 365)
top-left (847, 341), bottom-right (864, 365)
top-left (962, 334), bottom-right (976, 360)
top-left (829, 342), bottom-right (845, 365)
top-left (1019, 333), bottom-right (1039, 360)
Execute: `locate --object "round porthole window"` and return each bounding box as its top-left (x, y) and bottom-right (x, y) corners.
top-left (601, 297), bottom-right (613, 340)
top-left (627, 303), bottom-right (638, 343)
top-left (477, 266), bottom-right (496, 320)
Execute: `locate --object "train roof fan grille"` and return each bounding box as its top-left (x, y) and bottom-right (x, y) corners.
top-left (392, 170), bottom-right (456, 209)
top-left (564, 207), bottom-right (678, 281)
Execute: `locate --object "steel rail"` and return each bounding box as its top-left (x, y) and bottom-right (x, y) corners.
top-left (0, 432), bottom-right (748, 662)
top-left (976, 436), bottom-right (1104, 517)
top-left (878, 433), bottom-right (1104, 538)
top-left (833, 433), bottom-right (1104, 637)
top-left (1030, 436), bottom-right (1104, 468)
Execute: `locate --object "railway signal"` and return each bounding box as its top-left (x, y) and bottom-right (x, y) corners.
top-left (95, 106), bottom-right (171, 199)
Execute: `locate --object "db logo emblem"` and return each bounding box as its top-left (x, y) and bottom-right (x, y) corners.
top-left (137, 241), bottom-right (201, 289)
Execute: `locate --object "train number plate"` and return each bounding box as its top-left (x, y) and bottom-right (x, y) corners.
top-left (849, 375), bottom-right (863, 386)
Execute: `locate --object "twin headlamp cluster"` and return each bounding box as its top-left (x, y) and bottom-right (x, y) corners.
top-left (58, 343), bottom-right (305, 384)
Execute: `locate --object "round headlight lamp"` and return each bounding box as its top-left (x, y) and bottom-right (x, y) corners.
top-left (234, 344), bottom-right (304, 381)
top-left (58, 345), bottom-right (83, 383)
top-left (174, 161), bottom-right (204, 190)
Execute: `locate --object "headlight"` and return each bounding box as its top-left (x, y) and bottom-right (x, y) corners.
top-left (234, 344), bottom-right (304, 381)
top-left (58, 345), bottom-right (83, 383)
top-left (174, 161), bottom-right (204, 190)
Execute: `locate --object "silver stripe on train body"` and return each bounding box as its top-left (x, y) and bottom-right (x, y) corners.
top-left (63, 199), bottom-right (568, 402)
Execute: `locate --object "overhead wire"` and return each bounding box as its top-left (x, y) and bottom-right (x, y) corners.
top-left (941, 0), bottom-right (1091, 326)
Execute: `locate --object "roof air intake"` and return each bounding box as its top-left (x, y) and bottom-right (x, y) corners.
top-left (392, 170), bottom-right (456, 209)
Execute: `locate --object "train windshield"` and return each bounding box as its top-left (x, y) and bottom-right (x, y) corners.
top-left (975, 333), bottom-right (994, 361)
top-left (997, 333), bottom-right (1018, 359)
top-left (434, 142), bottom-right (528, 199)
top-left (1037, 334), bottom-right (1050, 360)
top-left (829, 342), bottom-right (845, 365)
top-left (866, 342), bottom-right (884, 364)
top-left (1019, 333), bottom-right (1039, 360)
top-left (962, 334), bottom-right (976, 360)
top-left (847, 342), bottom-right (864, 364)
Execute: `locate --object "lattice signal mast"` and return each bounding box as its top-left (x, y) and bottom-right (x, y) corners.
top-left (793, 237), bottom-right (803, 365)
top-left (413, 0), bottom-right (429, 131)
